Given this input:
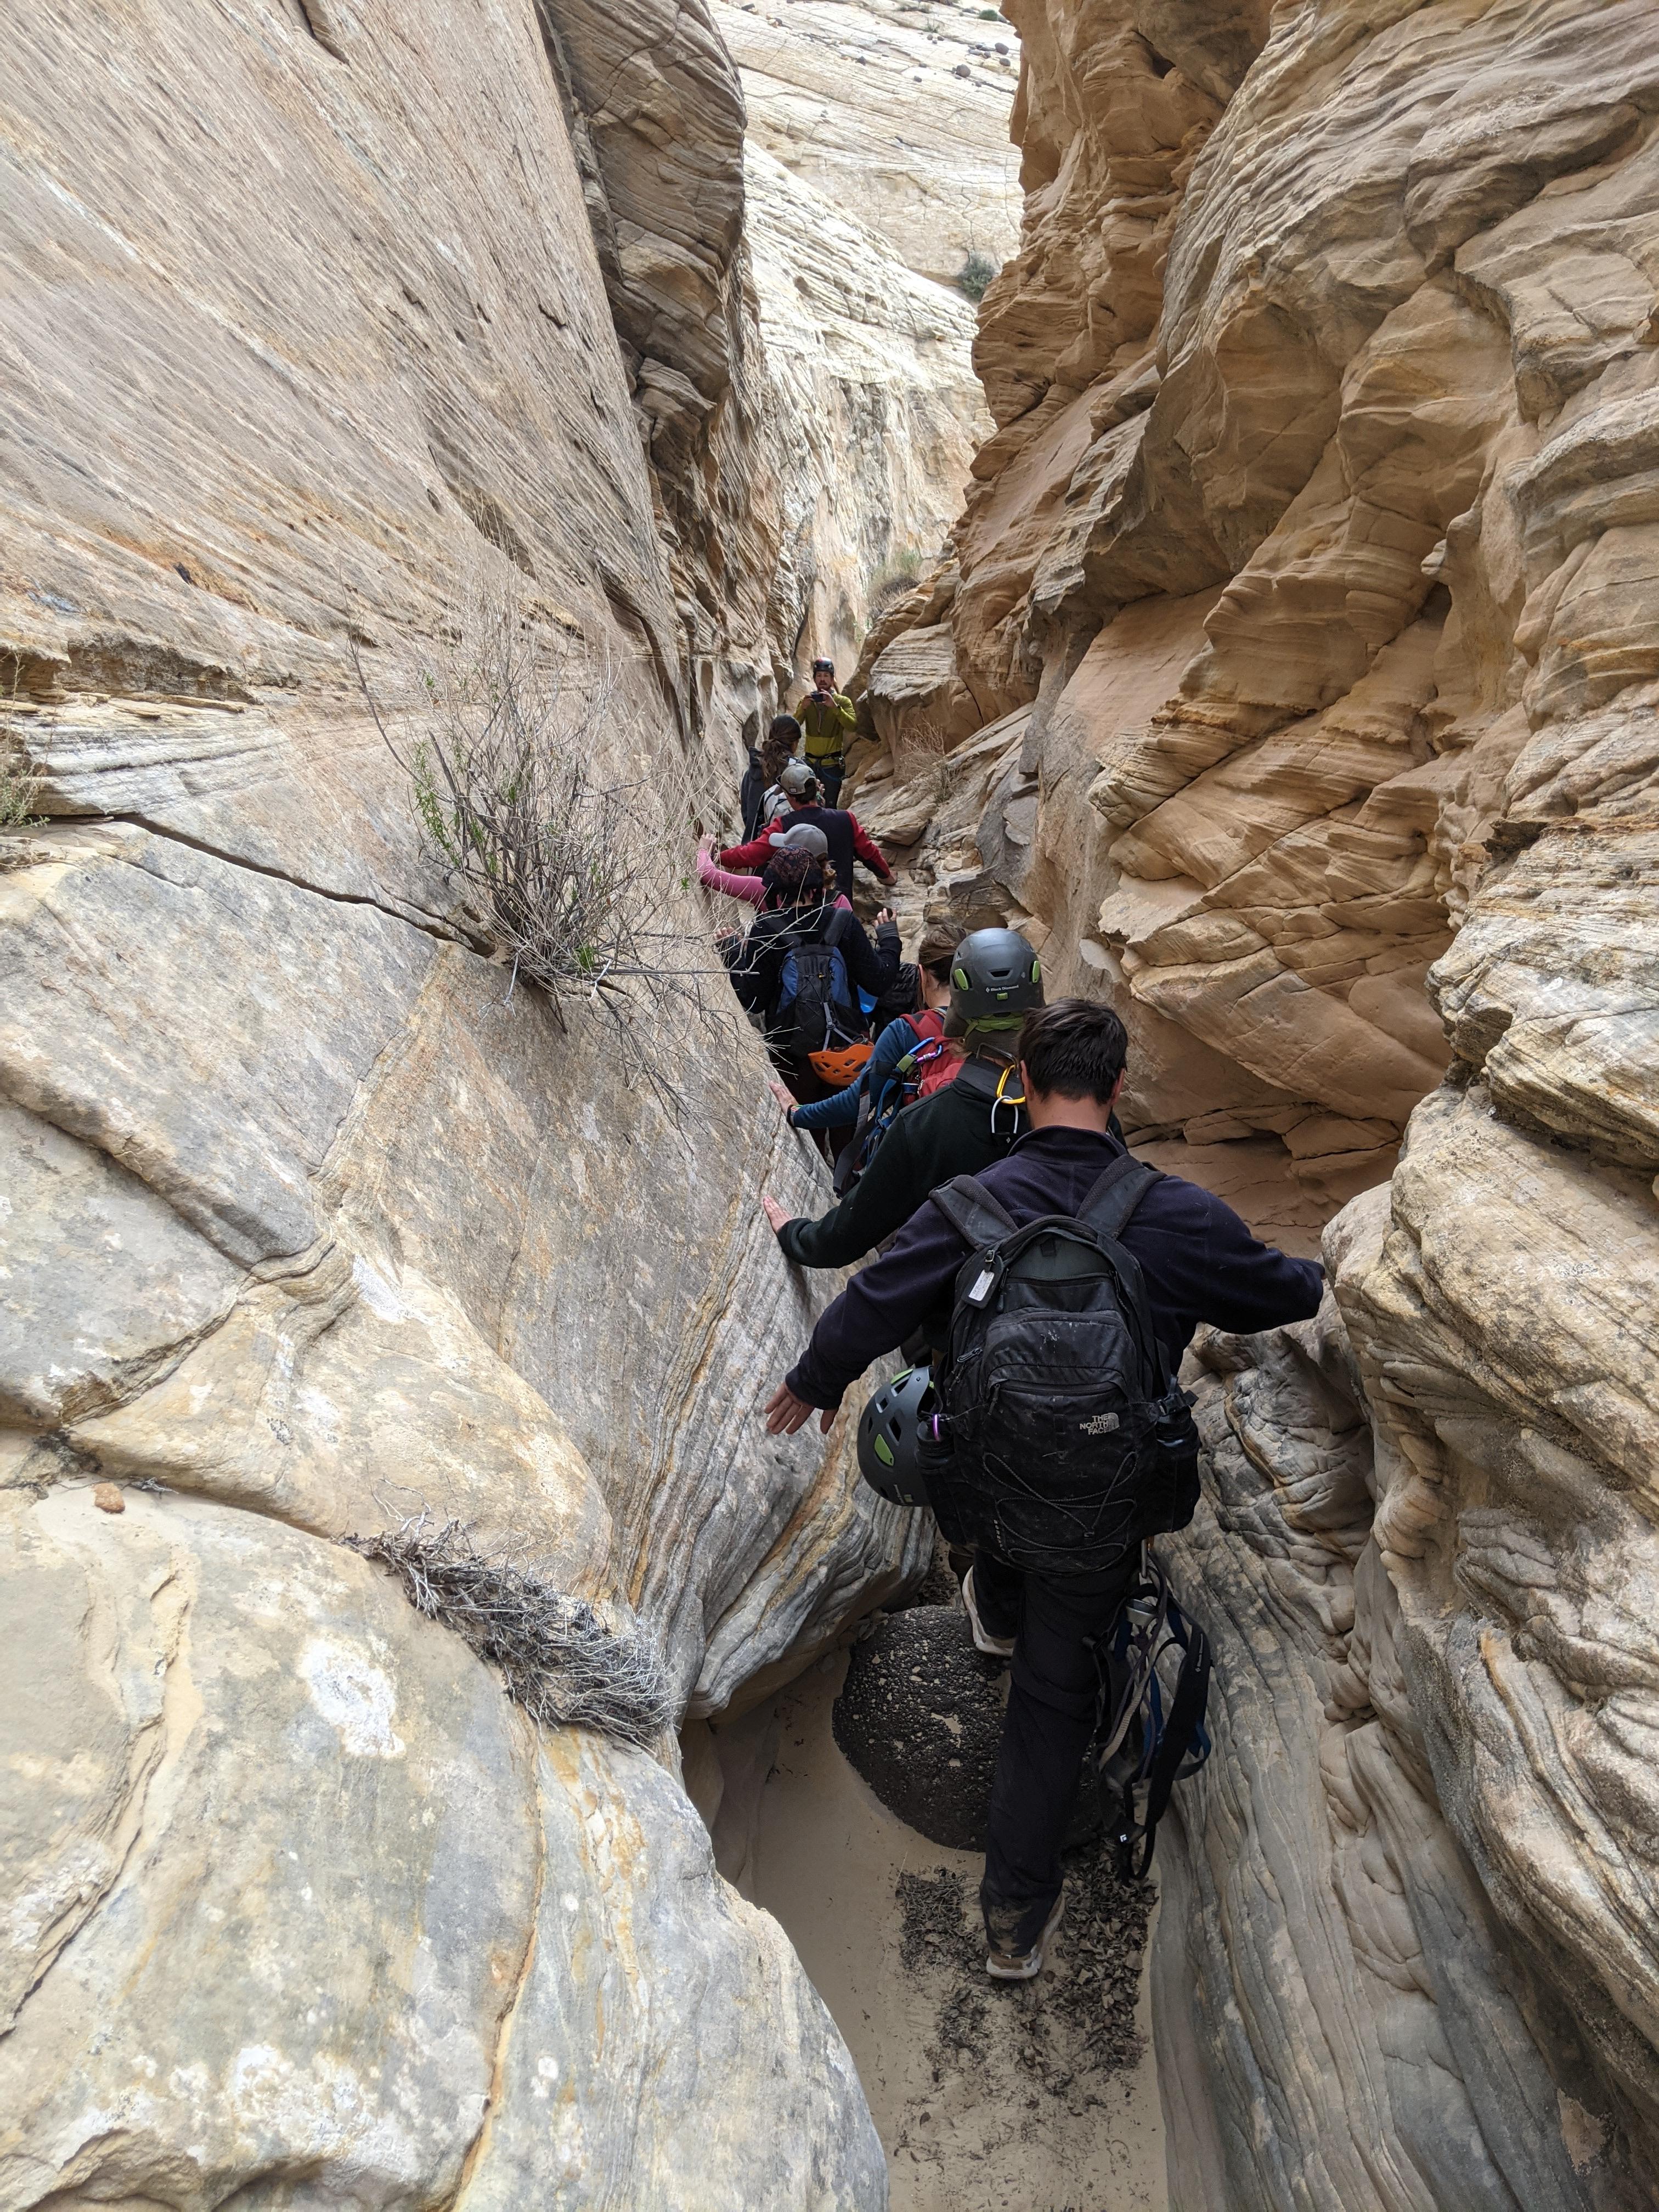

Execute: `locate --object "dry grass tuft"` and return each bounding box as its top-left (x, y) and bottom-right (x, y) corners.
top-left (0, 663), bottom-right (45, 831)
top-left (348, 1513), bottom-right (672, 1748)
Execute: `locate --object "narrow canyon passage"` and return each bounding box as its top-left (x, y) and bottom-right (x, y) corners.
top-left (6, 0), bottom-right (1659, 2207)
top-left (685, 1144), bottom-right (1341, 2207)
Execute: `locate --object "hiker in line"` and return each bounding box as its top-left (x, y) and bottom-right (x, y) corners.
top-left (763, 998), bottom-right (1324, 1979)
top-left (698, 820), bottom-right (840, 912)
top-left (797, 657), bottom-right (856, 805)
top-left (767, 920), bottom-right (965, 1185)
top-left (759, 925), bottom-right (1041, 1267)
top-left (719, 760), bottom-right (895, 896)
top-left (729, 847), bottom-right (898, 1109)
top-left (742, 714), bottom-right (804, 839)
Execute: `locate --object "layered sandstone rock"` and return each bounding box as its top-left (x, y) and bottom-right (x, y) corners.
top-left (742, 144), bottom-right (992, 674)
top-left (713, 0), bottom-right (1022, 285)
top-left (0, 2), bottom-right (912, 2203)
top-left (862, 0), bottom-right (1659, 2201)
top-left (714, 0), bottom-right (1019, 678)
top-left (1157, 1282), bottom-right (1647, 2210)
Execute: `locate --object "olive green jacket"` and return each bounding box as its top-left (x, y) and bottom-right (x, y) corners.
top-left (797, 687), bottom-right (856, 764)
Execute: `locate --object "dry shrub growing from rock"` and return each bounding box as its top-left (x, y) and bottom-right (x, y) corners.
top-left (0, 663), bottom-right (44, 830)
top-left (350, 577), bottom-right (721, 1043)
top-left (895, 710), bottom-right (957, 799)
top-left (347, 1513), bottom-right (673, 1747)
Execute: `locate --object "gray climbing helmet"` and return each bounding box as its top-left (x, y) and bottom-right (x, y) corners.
top-left (856, 1366), bottom-right (936, 1509)
top-left (949, 927), bottom-right (1043, 1030)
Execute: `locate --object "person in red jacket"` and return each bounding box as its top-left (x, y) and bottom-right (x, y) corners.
top-left (719, 760), bottom-right (894, 894)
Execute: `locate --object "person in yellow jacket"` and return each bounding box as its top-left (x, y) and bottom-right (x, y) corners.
top-left (796, 657), bottom-right (856, 805)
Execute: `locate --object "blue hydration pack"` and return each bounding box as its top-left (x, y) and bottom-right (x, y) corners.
top-left (773, 906), bottom-right (865, 1063)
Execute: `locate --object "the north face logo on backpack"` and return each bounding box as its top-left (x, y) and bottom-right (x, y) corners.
top-left (1080, 1410), bottom-right (1120, 1436)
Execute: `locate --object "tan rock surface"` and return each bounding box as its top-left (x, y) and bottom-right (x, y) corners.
top-left (742, 146), bottom-right (993, 673)
top-left (713, 0), bottom-right (1022, 285)
top-left (0, 1486), bottom-right (883, 2208)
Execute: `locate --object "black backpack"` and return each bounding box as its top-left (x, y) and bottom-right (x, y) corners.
top-left (924, 1153), bottom-right (1201, 1578)
top-left (772, 906), bottom-right (866, 1063)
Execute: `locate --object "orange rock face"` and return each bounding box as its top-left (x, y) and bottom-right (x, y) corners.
top-left (868, 0), bottom-right (1659, 1184)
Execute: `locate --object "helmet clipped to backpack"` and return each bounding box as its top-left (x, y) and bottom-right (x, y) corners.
top-left (856, 1365), bottom-right (936, 1508)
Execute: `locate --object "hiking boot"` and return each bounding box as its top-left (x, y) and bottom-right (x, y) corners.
top-left (961, 1563), bottom-right (1015, 1658)
top-left (984, 1890), bottom-right (1064, 1981)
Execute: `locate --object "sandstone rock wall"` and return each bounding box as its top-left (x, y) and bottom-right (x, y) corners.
top-left (1, 3), bottom-right (915, 2203)
top-left (714, 0), bottom-right (1022, 285)
top-left (857, 0), bottom-right (1659, 2202)
top-left (744, 142), bottom-right (992, 673)
top-left (714, 0), bottom-right (1020, 680)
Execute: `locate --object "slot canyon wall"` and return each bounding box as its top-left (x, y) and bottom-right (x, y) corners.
top-left (859, 0), bottom-right (1659, 2202)
top-left (714, 0), bottom-right (1021, 673)
top-left (0, 1), bottom-right (949, 2203)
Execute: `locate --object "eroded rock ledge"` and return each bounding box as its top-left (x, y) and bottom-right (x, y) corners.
top-left (1, 2), bottom-right (917, 2203)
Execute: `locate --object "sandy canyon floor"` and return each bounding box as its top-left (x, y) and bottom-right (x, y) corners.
top-left (748, 1653), bottom-right (1169, 2211)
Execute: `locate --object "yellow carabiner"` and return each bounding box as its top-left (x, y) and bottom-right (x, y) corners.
top-left (990, 1063), bottom-right (1026, 1137)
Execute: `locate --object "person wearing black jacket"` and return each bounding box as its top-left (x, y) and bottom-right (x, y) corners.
top-left (730, 849), bottom-right (899, 1104)
top-left (761, 924), bottom-right (1045, 1261)
top-left (762, 1051), bottom-right (1024, 1261)
top-left (764, 998), bottom-right (1324, 1982)
top-left (740, 713), bottom-right (802, 840)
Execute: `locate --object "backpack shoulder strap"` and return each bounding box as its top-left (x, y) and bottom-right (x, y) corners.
top-left (929, 1172), bottom-right (1019, 1251)
top-left (951, 1056), bottom-right (1005, 1104)
top-left (1078, 1154), bottom-right (1160, 1240)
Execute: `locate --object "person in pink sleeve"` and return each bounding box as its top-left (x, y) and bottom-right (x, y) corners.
top-left (698, 821), bottom-right (847, 912)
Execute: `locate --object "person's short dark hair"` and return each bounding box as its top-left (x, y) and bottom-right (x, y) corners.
top-left (763, 849), bottom-right (826, 904)
top-left (1017, 998), bottom-right (1128, 1104)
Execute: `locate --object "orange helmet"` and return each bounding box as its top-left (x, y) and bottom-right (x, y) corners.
top-left (808, 1041), bottom-right (874, 1086)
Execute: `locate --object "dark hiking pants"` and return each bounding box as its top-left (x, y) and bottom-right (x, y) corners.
top-left (974, 1547), bottom-right (1138, 1948)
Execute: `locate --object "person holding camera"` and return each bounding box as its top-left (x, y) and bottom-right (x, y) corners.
top-left (797, 656), bottom-right (856, 805)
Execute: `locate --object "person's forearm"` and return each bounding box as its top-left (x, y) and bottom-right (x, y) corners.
top-left (786, 1209), bottom-right (963, 1403)
top-left (788, 1084), bottom-right (862, 1132)
top-left (697, 852), bottom-right (765, 903)
top-left (851, 821), bottom-right (893, 879)
top-left (776, 1125), bottom-right (914, 1268)
top-left (847, 921), bottom-right (900, 995)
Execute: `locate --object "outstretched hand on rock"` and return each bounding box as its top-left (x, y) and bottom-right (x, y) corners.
top-left (761, 1194), bottom-right (792, 1235)
top-left (766, 1079), bottom-right (796, 1116)
top-left (764, 1381), bottom-right (835, 1436)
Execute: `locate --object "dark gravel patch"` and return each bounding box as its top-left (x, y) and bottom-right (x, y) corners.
top-left (895, 1842), bottom-right (1153, 2103)
top-left (833, 1605), bottom-right (1007, 1848)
